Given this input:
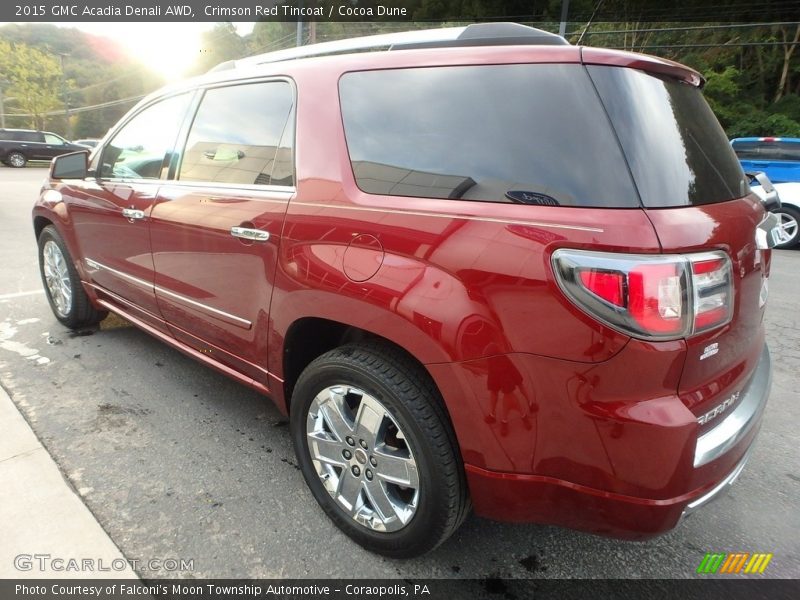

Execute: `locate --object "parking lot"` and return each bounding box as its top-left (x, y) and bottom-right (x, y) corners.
top-left (1, 166), bottom-right (798, 579)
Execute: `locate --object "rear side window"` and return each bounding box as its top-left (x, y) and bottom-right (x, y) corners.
top-left (588, 66), bottom-right (748, 207)
top-left (339, 65), bottom-right (640, 208)
top-left (179, 81), bottom-right (294, 187)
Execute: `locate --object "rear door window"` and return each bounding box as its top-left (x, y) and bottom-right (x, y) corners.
top-left (339, 64), bottom-right (640, 208)
top-left (17, 131), bottom-right (43, 142)
top-left (178, 81), bottom-right (295, 187)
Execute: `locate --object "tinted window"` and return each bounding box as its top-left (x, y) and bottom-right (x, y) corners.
top-left (14, 131), bottom-right (43, 142)
top-left (732, 141), bottom-right (760, 160)
top-left (100, 94), bottom-right (192, 180)
top-left (339, 65), bottom-right (639, 207)
top-left (588, 66), bottom-right (747, 207)
top-left (179, 81), bottom-right (294, 186)
top-left (44, 134), bottom-right (65, 145)
top-left (733, 140), bottom-right (800, 162)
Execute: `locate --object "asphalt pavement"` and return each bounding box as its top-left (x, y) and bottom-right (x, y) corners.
top-left (1, 166), bottom-right (798, 579)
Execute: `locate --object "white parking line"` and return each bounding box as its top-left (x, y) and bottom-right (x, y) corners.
top-left (0, 290), bottom-right (44, 300)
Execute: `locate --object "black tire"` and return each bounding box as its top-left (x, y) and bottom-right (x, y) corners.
top-left (772, 206), bottom-right (800, 249)
top-left (38, 225), bottom-right (107, 328)
top-left (7, 151), bottom-right (27, 168)
top-left (290, 343), bottom-right (469, 557)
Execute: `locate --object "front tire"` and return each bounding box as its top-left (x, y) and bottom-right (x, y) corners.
top-left (7, 151), bottom-right (27, 168)
top-left (772, 206), bottom-right (800, 249)
top-left (38, 225), bottom-right (107, 328)
top-left (290, 343), bottom-right (469, 557)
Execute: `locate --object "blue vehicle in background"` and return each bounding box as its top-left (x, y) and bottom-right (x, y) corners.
top-left (734, 138), bottom-right (800, 249)
top-left (731, 137), bottom-right (800, 183)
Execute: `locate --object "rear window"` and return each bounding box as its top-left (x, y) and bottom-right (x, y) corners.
top-left (588, 66), bottom-right (748, 207)
top-left (732, 140), bottom-right (800, 162)
top-left (339, 64), bottom-right (640, 208)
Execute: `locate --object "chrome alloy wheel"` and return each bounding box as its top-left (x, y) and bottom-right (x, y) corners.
top-left (8, 152), bottom-right (26, 167)
top-left (778, 211), bottom-right (799, 242)
top-left (306, 385), bottom-right (420, 532)
top-left (42, 240), bottom-right (72, 317)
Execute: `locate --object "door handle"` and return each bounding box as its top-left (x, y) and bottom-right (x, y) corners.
top-left (230, 227), bottom-right (269, 242)
top-left (122, 208), bottom-right (145, 220)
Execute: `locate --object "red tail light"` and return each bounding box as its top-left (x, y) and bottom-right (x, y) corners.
top-left (552, 250), bottom-right (732, 341)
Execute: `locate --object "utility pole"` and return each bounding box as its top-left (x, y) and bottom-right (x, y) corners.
top-left (559, 0), bottom-right (570, 37)
top-left (58, 53), bottom-right (72, 139)
top-left (296, 20), bottom-right (304, 47)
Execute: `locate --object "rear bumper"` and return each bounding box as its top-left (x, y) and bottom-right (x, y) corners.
top-left (460, 345), bottom-right (771, 539)
top-left (694, 346), bottom-right (771, 467)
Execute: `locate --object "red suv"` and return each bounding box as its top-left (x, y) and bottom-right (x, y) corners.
top-left (33, 23), bottom-right (777, 557)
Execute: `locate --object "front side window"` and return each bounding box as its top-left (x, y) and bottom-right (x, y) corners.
top-left (100, 93), bottom-right (192, 180)
top-left (44, 134), bottom-right (65, 145)
top-left (339, 64), bottom-right (641, 208)
top-left (178, 81), bottom-right (294, 186)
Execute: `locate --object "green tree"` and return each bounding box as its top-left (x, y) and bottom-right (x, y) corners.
top-left (0, 40), bottom-right (63, 129)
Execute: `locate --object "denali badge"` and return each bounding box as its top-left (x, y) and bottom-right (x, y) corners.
top-left (698, 391), bottom-right (740, 425)
top-left (700, 342), bottom-right (719, 360)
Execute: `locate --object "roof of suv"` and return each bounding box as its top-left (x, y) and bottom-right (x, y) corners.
top-left (133, 23), bottom-right (703, 114)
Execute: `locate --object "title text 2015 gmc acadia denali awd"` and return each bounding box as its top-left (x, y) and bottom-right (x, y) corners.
top-left (33, 23), bottom-right (779, 557)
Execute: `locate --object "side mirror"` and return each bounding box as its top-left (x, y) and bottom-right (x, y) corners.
top-left (747, 171), bottom-right (781, 211)
top-left (51, 151), bottom-right (89, 180)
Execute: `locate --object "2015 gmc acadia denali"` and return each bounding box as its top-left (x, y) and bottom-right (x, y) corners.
top-left (33, 23), bottom-right (778, 557)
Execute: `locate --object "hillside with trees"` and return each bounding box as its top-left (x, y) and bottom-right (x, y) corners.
top-left (0, 23), bottom-right (163, 138)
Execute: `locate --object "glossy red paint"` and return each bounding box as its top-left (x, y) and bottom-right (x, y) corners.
top-left (32, 39), bottom-right (771, 542)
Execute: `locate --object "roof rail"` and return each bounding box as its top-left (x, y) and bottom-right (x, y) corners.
top-left (210, 23), bottom-right (568, 73)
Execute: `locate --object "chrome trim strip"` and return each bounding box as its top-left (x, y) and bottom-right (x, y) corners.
top-left (694, 345), bottom-right (771, 467)
top-left (84, 258), bottom-right (152, 290)
top-left (155, 286), bottom-right (252, 330)
top-left (683, 447), bottom-right (752, 518)
top-left (159, 181), bottom-right (295, 195)
top-left (295, 201), bottom-right (605, 233)
top-left (85, 258), bottom-right (252, 330)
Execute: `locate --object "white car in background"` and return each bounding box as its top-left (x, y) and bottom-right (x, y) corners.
top-left (752, 182), bottom-right (800, 249)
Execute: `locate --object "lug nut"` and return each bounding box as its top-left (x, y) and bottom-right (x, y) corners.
top-left (359, 439), bottom-right (368, 450)
top-left (365, 469), bottom-right (373, 481)
top-left (342, 449), bottom-right (352, 460)
top-left (345, 436), bottom-right (355, 446)
top-left (352, 466), bottom-right (361, 477)
top-left (369, 456), bottom-right (377, 467)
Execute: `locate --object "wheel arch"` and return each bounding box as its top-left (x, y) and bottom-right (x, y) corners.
top-left (280, 317), bottom-right (449, 421)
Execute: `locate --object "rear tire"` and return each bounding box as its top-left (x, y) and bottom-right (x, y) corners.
top-left (38, 225), bottom-right (107, 328)
top-left (7, 152), bottom-right (27, 168)
top-left (290, 343), bottom-right (469, 557)
top-left (772, 206), bottom-right (800, 249)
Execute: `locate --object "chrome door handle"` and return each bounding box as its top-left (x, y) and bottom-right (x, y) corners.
top-left (230, 227), bottom-right (269, 242)
top-left (122, 208), bottom-right (145, 220)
